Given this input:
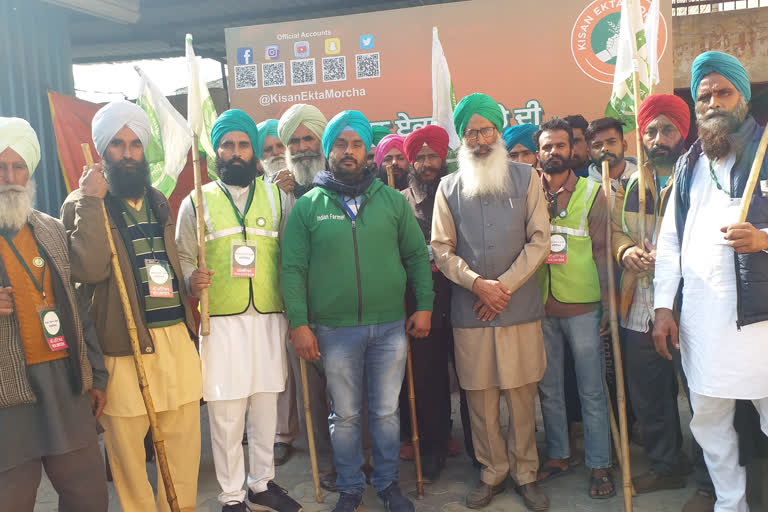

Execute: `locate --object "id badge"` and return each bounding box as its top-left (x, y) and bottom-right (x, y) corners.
top-left (37, 306), bottom-right (68, 351)
top-left (545, 233), bottom-right (568, 264)
top-left (145, 259), bottom-right (174, 298)
top-left (231, 240), bottom-right (257, 278)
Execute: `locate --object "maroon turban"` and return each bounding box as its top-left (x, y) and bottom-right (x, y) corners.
top-left (374, 134), bottom-right (405, 168)
top-left (637, 94), bottom-right (691, 141)
top-left (403, 125), bottom-right (449, 164)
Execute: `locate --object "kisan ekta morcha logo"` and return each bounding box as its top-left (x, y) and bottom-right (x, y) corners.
top-left (571, 0), bottom-right (668, 84)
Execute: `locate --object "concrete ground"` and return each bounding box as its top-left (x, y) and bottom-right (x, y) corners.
top-left (32, 391), bottom-right (727, 512)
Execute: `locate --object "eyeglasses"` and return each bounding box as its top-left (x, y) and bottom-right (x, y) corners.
top-left (463, 126), bottom-right (497, 143)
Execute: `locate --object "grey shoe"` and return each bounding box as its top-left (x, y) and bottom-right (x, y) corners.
top-left (332, 492), bottom-right (362, 512)
top-left (273, 442), bottom-right (293, 466)
top-left (516, 482), bottom-right (549, 511)
top-left (248, 481), bottom-right (302, 512)
top-left (378, 482), bottom-right (414, 512)
top-left (466, 480), bottom-right (506, 509)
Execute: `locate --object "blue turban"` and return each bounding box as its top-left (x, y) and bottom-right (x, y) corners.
top-left (453, 93), bottom-right (504, 139)
top-left (321, 110), bottom-right (372, 158)
top-left (255, 119), bottom-right (279, 160)
top-left (502, 124), bottom-right (537, 152)
top-left (211, 109), bottom-right (259, 153)
top-left (691, 51), bottom-right (751, 103)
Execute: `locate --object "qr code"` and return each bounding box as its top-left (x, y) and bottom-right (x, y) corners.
top-left (291, 58), bottom-right (316, 86)
top-left (322, 56), bottom-right (346, 83)
top-left (262, 62), bottom-right (286, 88)
top-left (234, 65), bottom-right (258, 89)
top-left (356, 52), bottom-right (380, 80)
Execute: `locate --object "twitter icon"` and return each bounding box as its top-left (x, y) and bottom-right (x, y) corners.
top-left (360, 35), bottom-right (374, 50)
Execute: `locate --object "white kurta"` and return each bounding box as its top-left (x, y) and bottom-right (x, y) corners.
top-left (654, 151), bottom-right (768, 399)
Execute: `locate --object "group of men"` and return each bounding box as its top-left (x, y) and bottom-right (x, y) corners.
top-left (0, 49), bottom-right (766, 512)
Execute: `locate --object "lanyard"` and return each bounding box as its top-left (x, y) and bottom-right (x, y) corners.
top-left (338, 194), bottom-right (358, 221)
top-left (121, 195), bottom-right (158, 258)
top-left (217, 181), bottom-right (255, 233)
top-left (1, 233), bottom-right (49, 303)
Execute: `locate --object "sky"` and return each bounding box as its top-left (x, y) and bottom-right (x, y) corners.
top-left (73, 57), bottom-right (225, 104)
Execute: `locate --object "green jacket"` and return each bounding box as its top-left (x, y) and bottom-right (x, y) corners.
top-left (282, 179), bottom-right (434, 328)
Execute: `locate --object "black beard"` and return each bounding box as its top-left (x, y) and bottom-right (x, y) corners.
top-left (104, 157), bottom-right (151, 199)
top-left (541, 155), bottom-right (571, 175)
top-left (215, 155), bottom-right (259, 187)
top-left (378, 164), bottom-right (410, 190)
top-left (646, 140), bottom-right (685, 168)
top-left (697, 102), bottom-right (748, 160)
top-left (331, 156), bottom-right (367, 183)
top-left (409, 164), bottom-right (446, 198)
top-left (571, 155), bottom-right (590, 170)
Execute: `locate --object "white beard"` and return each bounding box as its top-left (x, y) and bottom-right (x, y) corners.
top-left (286, 151), bottom-right (326, 186)
top-left (458, 139), bottom-right (511, 198)
top-left (261, 154), bottom-right (287, 176)
top-left (0, 181), bottom-right (35, 231)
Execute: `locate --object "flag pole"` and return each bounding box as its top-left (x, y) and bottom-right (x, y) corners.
top-left (602, 160), bottom-right (633, 511)
top-left (81, 143), bottom-right (181, 512)
top-left (190, 137), bottom-right (210, 336)
top-left (629, 0), bottom-right (647, 245)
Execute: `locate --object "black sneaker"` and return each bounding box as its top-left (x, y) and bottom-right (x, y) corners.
top-left (378, 482), bottom-right (414, 512)
top-left (222, 502), bottom-right (246, 512)
top-left (248, 481), bottom-right (302, 512)
top-left (332, 492), bottom-right (363, 512)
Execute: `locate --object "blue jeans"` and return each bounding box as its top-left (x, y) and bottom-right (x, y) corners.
top-left (538, 310), bottom-right (611, 469)
top-left (316, 319), bottom-right (407, 494)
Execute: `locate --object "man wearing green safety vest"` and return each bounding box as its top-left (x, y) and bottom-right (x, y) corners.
top-left (533, 117), bottom-right (614, 500)
top-left (175, 110), bottom-right (301, 512)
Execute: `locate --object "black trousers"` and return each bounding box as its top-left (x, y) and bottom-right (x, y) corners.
top-left (625, 326), bottom-right (683, 475)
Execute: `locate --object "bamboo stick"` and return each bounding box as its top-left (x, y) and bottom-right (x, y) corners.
top-left (602, 159), bottom-right (633, 511)
top-left (606, 384), bottom-right (637, 496)
top-left (299, 358), bottom-right (323, 503)
top-left (630, 25), bottom-right (647, 246)
top-left (191, 135), bottom-right (210, 335)
top-left (81, 143), bottom-right (180, 512)
top-left (737, 124), bottom-right (768, 222)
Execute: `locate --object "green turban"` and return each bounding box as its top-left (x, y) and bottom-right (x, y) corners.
top-left (255, 119), bottom-right (279, 160)
top-left (211, 109), bottom-right (259, 152)
top-left (277, 104), bottom-right (327, 145)
top-left (453, 93), bottom-right (504, 139)
top-left (371, 126), bottom-right (391, 146)
top-left (691, 51), bottom-right (751, 103)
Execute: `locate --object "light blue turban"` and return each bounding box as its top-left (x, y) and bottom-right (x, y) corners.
top-left (211, 109), bottom-right (259, 152)
top-left (321, 110), bottom-right (372, 158)
top-left (255, 119), bottom-right (279, 160)
top-left (502, 124), bottom-right (538, 152)
top-left (691, 51), bottom-right (751, 103)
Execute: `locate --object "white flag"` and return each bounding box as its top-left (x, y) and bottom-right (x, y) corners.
top-left (644, 0), bottom-right (661, 87)
top-left (134, 66), bottom-right (193, 197)
top-left (186, 33), bottom-right (218, 179)
top-left (605, 0), bottom-right (651, 132)
top-left (431, 27), bottom-right (460, 149)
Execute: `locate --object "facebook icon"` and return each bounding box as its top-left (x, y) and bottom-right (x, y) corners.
top-left (237, 47), bottom-right (253, 65)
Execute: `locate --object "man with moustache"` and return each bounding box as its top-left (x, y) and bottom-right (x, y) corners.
top-left (586, 117), bottom-right (638, 195)
top-left (282, 110), bottom-right (434, 512)
top-left (653, 51), bottom-right (768, 512)
top-left (278, 103), bottom-right (328, 198)
top-left (368, 126), bottom-right (392, 170)
top-left (432, 93), bottom-right (551, 511)
top-left (376, 134), bottom-right (410, 190)
top-left (534, 117), bottom-right (614, 499)
top-left (502, 123), bottom-right (539, 168)
top-left (176, 110), bottom-right (301, 512)
top-left (612, 94), bottom-right (694, 494)
top-left (564, 115), bottom-right (591, 178)
top-left (61, 101), bottom-right (202, 512)
top-left (0, 118), bottom-right (108, 511)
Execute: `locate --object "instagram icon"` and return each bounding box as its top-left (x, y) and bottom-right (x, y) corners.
top-left (265, 45), bottom-right (280, 61)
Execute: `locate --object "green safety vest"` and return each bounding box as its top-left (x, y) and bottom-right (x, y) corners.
top-left (538, 177), bottom-right (601, 304)
top-left (192, 180), bottom-right (283, 316)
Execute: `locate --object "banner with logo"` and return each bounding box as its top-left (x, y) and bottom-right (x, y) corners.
top-left (225, 0), bottom-right (671, 142)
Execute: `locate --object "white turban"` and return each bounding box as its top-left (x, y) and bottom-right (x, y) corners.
top-left (0, 117), bottom-right (41, 174)
top-left (91, 100), bottom-right (151, 157)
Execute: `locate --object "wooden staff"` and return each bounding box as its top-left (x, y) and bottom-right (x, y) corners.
top-left (191, 135), bottom-right (210, 335)
top-left (602, 159), bottom-right (632, 511)
top-left (81, 143), bottom-right (180, 512)
top-left (630, 28), bottom-right (648, 245)
top-left (300, 358), bottom-right (323, 503)
top-left (737, 126), bottom-right (768, 222)
top-left (606, 385), bottom-right (636, 496)
top-left (386, 163), bottom-right (425, 499)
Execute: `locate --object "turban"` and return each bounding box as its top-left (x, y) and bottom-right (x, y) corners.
top-left (453, 93), bottom-right (504, 139)
top-left (637, 94), bottom-right (691, 141)
top-left (0, 117), bottom-right (41, 174)
top-left (211, 109), bottom-right (259, 153)
top-left (255, 119), bottom-right (279, 160)
top-left (403, 125), bottom-right (449, 164)
top-left (691, 51), bottom-right (751, 103)
top-left (371, 126), bottom-right (391, 146)
top-left (374, 134), bottom-right (405, 167)
top-left (277, 104), bottom-right (327, 145)
top-left (321, 110), bottom-right (372, 158)
top-left (502, 124), bottom-right (538, 152)
top-left (91, 100), bottom-right (151, 157)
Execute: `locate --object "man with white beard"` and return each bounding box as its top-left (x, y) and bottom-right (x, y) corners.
top-left (653, 51), bottom-right (768, 512)
top-left (431, 93), bottom-right (551, 511)
top-left (277, 104), bottom-right (328, 199)
top-left (0, 117), bottom-right (109, 510)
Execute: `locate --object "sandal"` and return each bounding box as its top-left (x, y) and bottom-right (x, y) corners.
top-left (589, 470), bottom-right (616, 499)
top-left (537, 461), bottom-right (570, 481)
